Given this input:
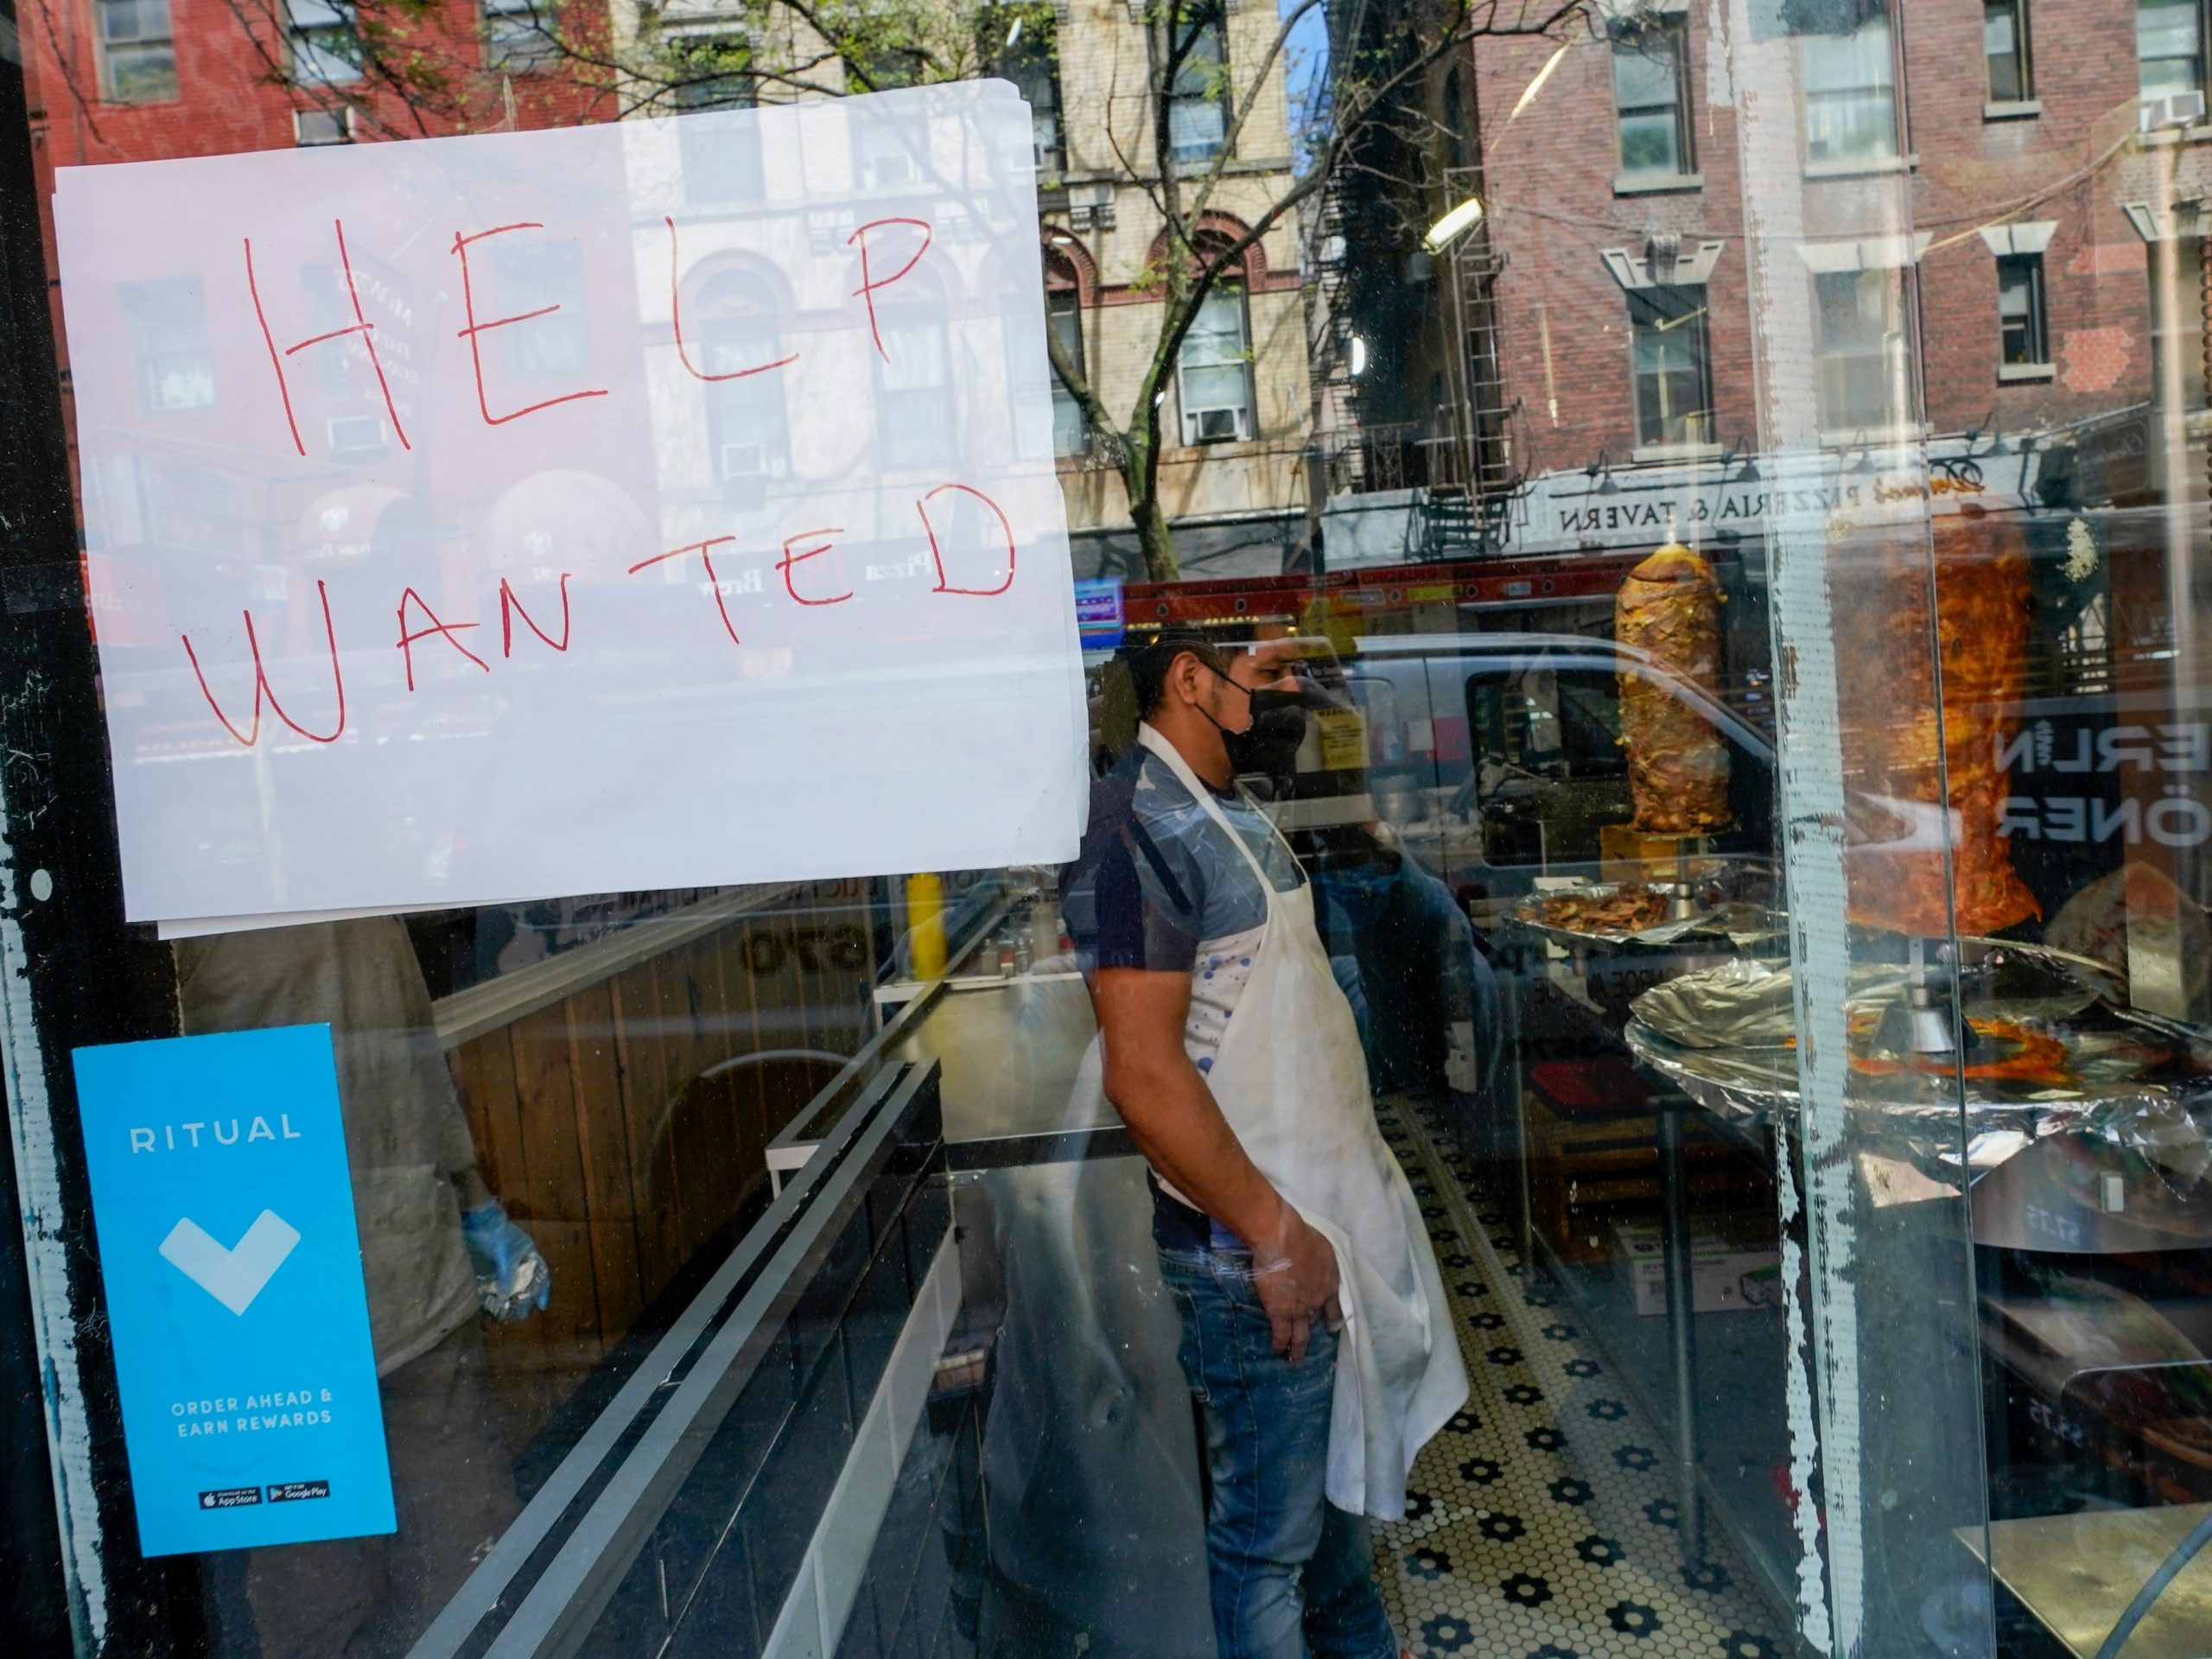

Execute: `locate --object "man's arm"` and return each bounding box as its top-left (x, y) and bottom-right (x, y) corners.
top-left (1091, 965), bottom-right (1340, 1363)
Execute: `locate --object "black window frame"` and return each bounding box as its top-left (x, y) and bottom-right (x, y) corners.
top-left (482, 0), bottom-right (563, 75)
top-left (488, 235), bottom-right (593, 385)
top-left (691, 272), bottom-right (792, 493)
top-left (1996, 251), bottom-right (2049, 368)
top-left (1800, 3), bottom-right (1902, 168)
top-left (1627, 283), bottom-right (1714, 450)
top-left (1813, 264), bottom-right (1914, 434)
top-left (1984, 0), bottom-right (2034, 104)
top-left (1162, 1), bottom-right (1231, 168)
top-left (873, 299), bottom-right (957, 472)
top-left (2139, 0), bottom-right (2209, 100)
top-left (1611, 15), bottom-right (1695, 181)
top-left (998, 23), bottom-right (1065, 176)
top-left (1046, 283), bottom-right (1089, 459)
top-left (670, 36), bottom-right (765, 204)
top-left (96, 0), bottom-right (179, 104)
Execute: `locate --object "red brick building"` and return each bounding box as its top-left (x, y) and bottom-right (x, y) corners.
top-left (23, 0), bottom-right (614, 401)
top-left (1458, 0), bottom-right (2212, 548)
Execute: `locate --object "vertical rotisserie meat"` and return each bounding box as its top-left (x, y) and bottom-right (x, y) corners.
top-left (1616, 543), bottom-right (1732, 836)
top-left (1836, 514), bottom-right (2041, 938)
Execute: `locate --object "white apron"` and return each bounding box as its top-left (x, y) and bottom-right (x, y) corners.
top-left (1074, 725), bottom-right (1470, 1521)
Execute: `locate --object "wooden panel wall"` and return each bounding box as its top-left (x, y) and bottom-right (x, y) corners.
top-left (450, 892), bottom-right (875, 1452)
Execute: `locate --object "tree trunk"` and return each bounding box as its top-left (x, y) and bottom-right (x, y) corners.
top-left (1129, 476), bottom-right (1179, 582)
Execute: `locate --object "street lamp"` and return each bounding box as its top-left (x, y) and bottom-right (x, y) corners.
top-left (1423, 195), bottom-right (1485, 254)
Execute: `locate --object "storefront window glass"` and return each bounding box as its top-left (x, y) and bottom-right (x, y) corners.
top-left (13, 4), bottom-right (2212, 1659)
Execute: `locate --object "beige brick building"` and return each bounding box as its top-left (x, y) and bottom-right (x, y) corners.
top-left (612, 0), bottom-right (1319, 576)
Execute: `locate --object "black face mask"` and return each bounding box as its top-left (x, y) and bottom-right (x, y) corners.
top-left (1223, 689), bottom-right (1310, 779)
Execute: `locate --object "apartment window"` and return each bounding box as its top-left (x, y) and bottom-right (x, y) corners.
top-left (1166, 4), bottom-right (1230, 166)
top-left (492, 238), bottom-right (591, 381)
top-left (876, 304), bottom-right (955, 470)
top-left (1814, 267), bottom-right (1910, 431)
top-left (2139, 0), bottom-right (2206, 99)
top-left (1002, 29), bottom-right (1065, 175)
top-left (1629, 286), bottom-right (1713, 448)
top-left (1442, 69), bottom-right (1469, 168)
top-left (1613, 17), bottom-right (1694, 179)
top-left (672, 41), bottom-right (763, 202)
top-left (853, 116), bottom-right (925, 192)
top-left (98, 0), bottom-right (176, 102)
top-left (2148, 235), bottom-right (2209, 409)
top-left (301, 264), bottom-right (359, 396)
top-left (1802, 8), bottom-right (1898, 166)
top-left (1997, 253), bottom-right (2048, 366)
top-left (1047, 286), bottom-right (1087, 457)
top-left (694, 274), bottom-right (790, 489)
top-left (1178, 283), bottom-right (1254, 444)
top-left (484, 0), bottom-right (561, 73)
top-left (849, 44), bottom-right (928, 92)
top-left (288, 0), bottom-right (362, 86)
top-left (120, 279), bottom-right (214, 414)
top-left (1985, 0), bottom-right (2032, 102)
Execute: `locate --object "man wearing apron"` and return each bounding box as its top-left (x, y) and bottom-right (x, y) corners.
top-left (1062, 631), bottom-right (1469, 1659)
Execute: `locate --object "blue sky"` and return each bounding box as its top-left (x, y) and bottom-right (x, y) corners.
top-left (1281, 0), bottom-right (1332, 168)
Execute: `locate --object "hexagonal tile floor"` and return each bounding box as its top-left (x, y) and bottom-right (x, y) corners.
top-left (1371, 1099), bottom-right (1791, 1659)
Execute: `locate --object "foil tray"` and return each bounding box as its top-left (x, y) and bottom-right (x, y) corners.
top-left (1505, 885), bottom-right (1785, 951)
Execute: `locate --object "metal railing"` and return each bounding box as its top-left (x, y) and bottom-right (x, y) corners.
top-left (406, 1059), bottom-right (945, 1659)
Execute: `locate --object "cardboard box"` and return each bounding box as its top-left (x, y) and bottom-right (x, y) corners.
top-left (1611, 1217), bottom-right (1782, 1317)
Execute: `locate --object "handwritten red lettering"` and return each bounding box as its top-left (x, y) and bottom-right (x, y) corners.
top-left (396, 587), bottom-right (490, 692)
top-left (916, 484), bottom-right (1016, 596)
top-left (667, 217), bottom-right (799, 384)
top-left (181, 580), bottom-right (347, 747)
top-left (779, 528), bottom-right (852, 607)
top-left (244, 221), bottom-right (411, 456)
top-left (450, 223), bottom-right (610, 425)
top-left (847, 218), bottom-right (934, 362)
top-left (499, 574), bottom-right (573, 658)
top-left (631, 538), bottom-right (744, 645)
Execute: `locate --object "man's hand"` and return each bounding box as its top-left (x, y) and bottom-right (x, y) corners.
top-left (1251, 1203), bottom-right (1342, 1364)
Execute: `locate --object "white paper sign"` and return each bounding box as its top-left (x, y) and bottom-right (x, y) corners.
top-left (53, 83), bottom-right (1086, 928)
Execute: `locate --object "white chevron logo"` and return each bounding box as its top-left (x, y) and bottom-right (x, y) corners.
top-left (157, 1211), bottom-right (301, 1315)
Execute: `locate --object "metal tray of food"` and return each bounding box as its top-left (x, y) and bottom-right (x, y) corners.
top-left (1506, 882), bottom-right (1784, 950)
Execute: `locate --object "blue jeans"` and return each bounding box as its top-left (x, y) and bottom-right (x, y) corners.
top-left (1157, 1243), bottom-right (1400, 1659)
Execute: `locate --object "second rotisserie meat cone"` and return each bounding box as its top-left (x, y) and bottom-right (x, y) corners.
top-left (1835, 514), bottom-right (2041, 938)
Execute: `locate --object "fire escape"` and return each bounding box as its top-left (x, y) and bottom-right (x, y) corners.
top-left (1303, 87), bottom-right (1366, 499)
top-left (1305, 41), bottom-right (1524, 562)
top-left (1414, 160), bottom-right (1520, 560)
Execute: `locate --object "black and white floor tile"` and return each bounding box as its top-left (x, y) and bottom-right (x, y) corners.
top-left (1371, 1102), bottom-right (1790, 1659)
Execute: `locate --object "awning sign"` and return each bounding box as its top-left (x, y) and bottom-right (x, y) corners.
top-left (53, 83), bottom-right (1086, 931)
top-left (73, 1027), bottom-right (394, 1555)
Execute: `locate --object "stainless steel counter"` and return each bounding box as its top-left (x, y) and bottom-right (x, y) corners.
top-left (1960, 1504), bottom-right (2212, 1658)
top-left (888, 969), bottom-right (1117, 1167)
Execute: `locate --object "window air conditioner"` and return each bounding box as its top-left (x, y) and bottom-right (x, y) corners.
top-left (1183, 404), bottom-right (1251, 444)
top-left (327, 415), bottom-right (385, 456)
top-left (294, 106), bottom-right (353, 146)
top-left (2141, 90), bottom-right (2207, 131)
top-left (721, 442), bottom-right (769, 479)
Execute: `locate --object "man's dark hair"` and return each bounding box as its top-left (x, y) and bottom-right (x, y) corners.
top-left (1122, 628), bottom-right (1230, 717)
